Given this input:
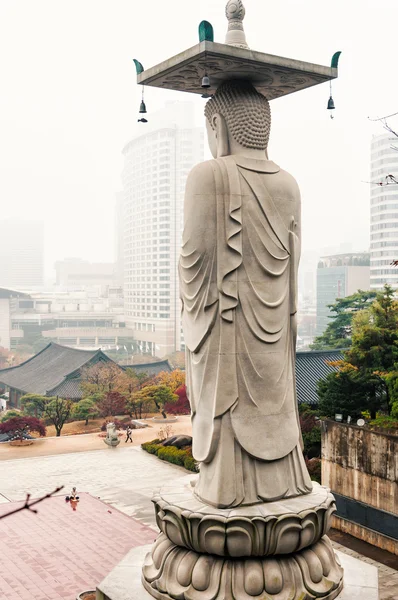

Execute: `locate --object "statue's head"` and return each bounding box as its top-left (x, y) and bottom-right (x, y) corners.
top-left (205, 80), bottom-right (271, 158)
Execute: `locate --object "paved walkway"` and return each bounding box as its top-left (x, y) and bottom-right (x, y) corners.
top-left (0, 446), bottom-right (188, 527)
top-left (0, 493), bottom-right (155, 600)
top-left (0, 446), bottom-right (397, 598)
top-left (0, 416), bottom-right (192, 460)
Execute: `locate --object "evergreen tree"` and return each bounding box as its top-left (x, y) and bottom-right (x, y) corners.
top-left (310, 290), bottom-right (377, 350)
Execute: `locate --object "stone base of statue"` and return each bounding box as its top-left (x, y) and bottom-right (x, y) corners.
top-left (130, 476), bottom-right (344, 600)
top-left (96, 544), bottom-right (378, 600)
top-left (142, 533), bottom-right (343, 600)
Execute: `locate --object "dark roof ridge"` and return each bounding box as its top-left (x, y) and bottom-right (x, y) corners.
top-left (296, 349), bottom-right (347, 356)
top-left (0, 342), bottom-right (53, 374)
top-left (45, 349), bottom-right (116, 395)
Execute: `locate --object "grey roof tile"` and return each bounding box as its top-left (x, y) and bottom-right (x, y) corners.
top-left (0, 342), bottom-right (112, 396)
top-left (295, 350), bottom-right (343, 405)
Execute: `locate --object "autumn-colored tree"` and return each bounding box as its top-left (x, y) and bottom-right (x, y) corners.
top-left (97, 391), bottom-right (126, 418)
top-left (133, 384), bottom-right (178, 419)
top-left (164, 385), bottom-right (190, 415)
top-left (80, 362), bottom-right (130, 397)
top-left (155, 370), bottom-right (185, 392)
top-left (0, 416), bottom-right (46, 440)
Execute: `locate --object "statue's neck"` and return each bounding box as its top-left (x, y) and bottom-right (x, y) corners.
top-left (228, 140), bottom-right (268, 161)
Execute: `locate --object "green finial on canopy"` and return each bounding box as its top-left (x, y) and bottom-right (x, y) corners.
top-left (331, 51), bottom-right (342, 69)
top-left (198, 20), bottom-right (214, 42)
top-left (133, 59), bottom-right (145, 75)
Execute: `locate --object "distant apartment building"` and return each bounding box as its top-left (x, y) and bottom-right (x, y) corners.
top-left (115, 192), bottom-right (124, 288)
top-left (370, 133), bottom-right (398, 290)
top-left (316, 253), bottom-right (370, 336)
top-left (0, 219), bottom-right (44, 290)
top-left (121, 101), bottom-right (204, 358)
top-left (0, 287), bottom-right (133, 351)
top-left (54, 258), bottom-right (117, 291)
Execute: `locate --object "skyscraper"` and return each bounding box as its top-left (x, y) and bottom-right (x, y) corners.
top-left (121, 101), bottom-right (204, 358)
top-left (0, 219), bottom-right (44, 290)
top-left (316, 252), bottom-right (370, 336)
top-left (370, 133), bottom-right (398, 290)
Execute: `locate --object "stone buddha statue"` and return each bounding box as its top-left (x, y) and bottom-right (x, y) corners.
top-left (179, 79), bottom-right (313, 508)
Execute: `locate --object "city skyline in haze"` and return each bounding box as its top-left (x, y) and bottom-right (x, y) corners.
top-left (1, 0), bottom-right (397, 277)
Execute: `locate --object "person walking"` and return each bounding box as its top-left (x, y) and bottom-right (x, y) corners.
top-left (125, 426), bottom-right (133, 443)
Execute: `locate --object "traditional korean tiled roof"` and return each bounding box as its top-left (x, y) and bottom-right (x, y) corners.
top-left (295, 350), bottom-right (344, 406)
top-left (0, 342), bottom-right (113, 397)
top-left (123, 360), bottom-right (172, 376)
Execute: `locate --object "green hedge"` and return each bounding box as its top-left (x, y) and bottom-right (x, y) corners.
top-left (141, 439), bottom-right (198, 472)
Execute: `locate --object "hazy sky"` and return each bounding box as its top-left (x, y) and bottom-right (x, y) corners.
top-left (1, 0), bottom-right (397, 276)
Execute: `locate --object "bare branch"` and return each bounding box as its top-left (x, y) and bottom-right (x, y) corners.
top-left (0, 486), bottom-right (64, 520)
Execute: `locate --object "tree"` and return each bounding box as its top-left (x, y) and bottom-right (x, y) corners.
top-left (317, 286), bottom-right (398, 419)
top-left (72, 398), bottom-right (99, 425)
top-left (97, 391), bottom-right (126, 418)
top-left (318, 366), bottom-right (369, 421)
top-left (132, 384), bottom-right (178, 419)
top-left (310, 290), bottom-right (377, 350)
top-left (0, 416), bottom-right (46, 440)
top-left (164, 385), bottom-right (190, 415)
top-left (0, 410), bottom-right (22, 422)
top-left (20, 394), bottom-right (73, 436)
top-left (44, 397), bottom-right (73, 437)
top-left (155, 369), bottom-right (185, 392)
top-left (80, 362), bottom-right (129, 398)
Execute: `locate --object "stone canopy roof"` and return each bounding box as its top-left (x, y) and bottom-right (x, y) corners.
top-left (0, 342), bottom-right (113, 397)
top-left (295, 350), bottom-right (344, 406)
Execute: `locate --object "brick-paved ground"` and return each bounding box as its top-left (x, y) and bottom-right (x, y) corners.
top-left (0, 493), bottom-right (156, 600)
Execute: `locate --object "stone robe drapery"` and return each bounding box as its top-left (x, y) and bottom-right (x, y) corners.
top-left (179, 155), bottom-right (312, 508)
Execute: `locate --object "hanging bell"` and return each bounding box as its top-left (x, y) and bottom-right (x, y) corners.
top-left (327, 95), bottom-right (335, 110)
top-left (201, 74), bottom-right (211, 89)
top-left (139, 99), bottom-right (147, 114)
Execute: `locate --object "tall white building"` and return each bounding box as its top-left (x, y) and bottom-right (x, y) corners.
top-left (0, 219), bottom-right (44, 290)
top-left (121, 102), bottom-right (204, 358)
top-left (370, 133), bottom-right (398, 290)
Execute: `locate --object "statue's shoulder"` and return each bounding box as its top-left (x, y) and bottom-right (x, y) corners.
top-left (274, 167), bottom-right (301, 200)
top-left (186, 159), bottom-right (218, 195)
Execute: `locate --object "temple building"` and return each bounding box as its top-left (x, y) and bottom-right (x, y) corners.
top-left (0, 342), bottom-right (118, 408)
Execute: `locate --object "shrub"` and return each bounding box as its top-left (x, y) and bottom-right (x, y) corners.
top-left (143, 443), bottom-right (162, 455)
top-left (306, 458), bottom-right (322, 484)
top-left (0, 410), bottom-right (22, 423)
top-left (369, 415), bottom-right (398, 431)
top-left (0, 416), bottom-right (46, 440)
top-left (157, 446), bottom-right (187, 466)
top-left (141, 438), bottom-right (198, 472)
top-left (100, 419), bottom-right (129, 432)
top-left (183, 455), bottom-right (199, 472)
top-left (391, 402), bottom-right (398, 420)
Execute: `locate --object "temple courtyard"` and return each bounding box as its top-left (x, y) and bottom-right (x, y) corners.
top-left (0, 445), bottom-right (397, 599)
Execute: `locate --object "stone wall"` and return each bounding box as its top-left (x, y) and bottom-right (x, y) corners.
top-left (321, 419), bottom-right (398, 554)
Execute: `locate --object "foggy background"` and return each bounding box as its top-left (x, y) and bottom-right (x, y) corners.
top-left (0, 0), bottom-right (397, 277)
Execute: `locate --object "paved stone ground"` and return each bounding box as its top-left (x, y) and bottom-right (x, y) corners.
top-left (0, 446), bottom-right (188, 527)
top-left (331, 540), bottom-right (398, 600)
top-left (0, 446), bottom-right (397, 598)
top-left (0, 493), bottom-right (155, 600)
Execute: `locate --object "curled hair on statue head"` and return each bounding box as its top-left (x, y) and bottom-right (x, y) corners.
top-left (205, 80), bottom-right (271, 150)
